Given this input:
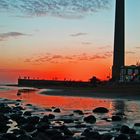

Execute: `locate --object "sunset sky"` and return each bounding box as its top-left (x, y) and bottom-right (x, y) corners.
top-left (0, 0), bottom-right (140, 84)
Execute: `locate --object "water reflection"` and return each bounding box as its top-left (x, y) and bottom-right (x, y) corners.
top-left (0, 86), bottom-right (140, 127)
top-left (112, 100), bottom-right (125, 114)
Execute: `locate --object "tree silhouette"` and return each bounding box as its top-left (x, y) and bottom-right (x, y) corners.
top-left (89, 76), bottom-right (100, 86)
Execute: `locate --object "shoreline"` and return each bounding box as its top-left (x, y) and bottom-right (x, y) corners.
top-left (38, 85), bottom-right (140, 100)
top-left (2, 84), bottom-right (140, 100)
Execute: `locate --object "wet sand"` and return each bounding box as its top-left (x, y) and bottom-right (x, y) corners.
top-left (39, 85), bottom-right (140, 100)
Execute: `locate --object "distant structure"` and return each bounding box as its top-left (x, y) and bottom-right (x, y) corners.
top-left (112, 0), bottom-right (125, 81)
top-left (18, 78), bottom-right (90, 87)
top-left (120, 65), bottom-right (140, 82)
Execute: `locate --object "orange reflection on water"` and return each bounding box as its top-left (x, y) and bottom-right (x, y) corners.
top-left (2, 89), bottom-right (112, 111)
top-left (0, 87), bottom-right (114, 118)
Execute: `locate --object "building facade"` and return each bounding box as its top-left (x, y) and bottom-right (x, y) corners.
top-left (120, 65), bottom-right (140, 82)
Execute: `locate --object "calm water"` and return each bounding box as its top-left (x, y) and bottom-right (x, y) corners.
top-left (0, 86), bottom-right (140, 133)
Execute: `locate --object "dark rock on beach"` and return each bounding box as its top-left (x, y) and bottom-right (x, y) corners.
top-left (0, 103), bottom-right (12, 113)
top-left (0, 122), bottom-right (10, 133)
top-left (23, 111), bottom-right (32, 116)
top-left (129, 128), bottom-right (136, 135)
top-left (114, 134), bottom-right (128, 140)
top-left (48, 114), bottom-right (55, 119)
top-left (112, 115), bottom-right (122, 121)
top-left (93, 107), bottom-right (109, 113)
top-left (73, 110), bottom-right (84, 115)
top-left (2, 133), bottom-right (18, 140)
top-left (44, 129), bottom-right (63, 139)
top-left (82, 130), bottom-right (101, 140)
top-left (134, 123), bottom-right (140, 127)
top-left (84, 115), bottom-right (96, 123)
top-left (53, 108), bottom-right (61, 113)
top-left (60, 125), bottom-right (74, 136)
top-left (27, 116), bottom-right (40, 124)
top-left (120, 125), bottom-right (130, 134)
top-left (37, 122), bottom-right (50, 132)
top-left (21, 123), bottom-right (36, 132)
top-left (0, 113), bottom-right (9, 123)
top-left (40, 115), bottom-right (50, 123)
top-left (101, 134), bottom-right (113, 140)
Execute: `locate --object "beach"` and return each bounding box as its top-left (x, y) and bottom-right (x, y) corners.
top-left (0, 85), bottom-right (140, 140)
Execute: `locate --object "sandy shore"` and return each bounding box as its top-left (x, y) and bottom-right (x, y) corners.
top-left (39, 84), bottom-right (140, 100)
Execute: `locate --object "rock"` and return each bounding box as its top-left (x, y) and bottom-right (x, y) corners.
top-left (0, 113), bottom-right (9, 122)
top-left (16, 99), bottom-right (22, 102)
top-left (134, 123), bottom-right (140, 127)
top-left (114, 134), bottom-right (128, 140)
top-left (26, 104), bottom-right (32, 106)
top-left (37, 122), bottom-right (50, 132)
top-left (12, 116), bottom-right (27, 125)
top-left (13, 106), bottom-right (24, 111)
top-left (60, 125), bottom-right (74, 136)
top-left (27, 116), bottom-right (40, 124)
top-left (81, 128), bottom-right (91, 136)
top-left (129, 134), bottom-right (140, 140)
top-left (101, 134), bottom-right (113, 140)
top-left (0, 122), bottom-right (10, 133)
top-left (48, 114), bottom-right (55, 119)
top-left (23, 111), bottom-right (32, 116)
top-left (73, 110), bottom-right (84, 115)
top-left (83, 131), bottom-right (101, 139)
top-left (41, 115), bottom-right (49, 123)
top-left (63, 128), bottom-right (74, 136)
top-left (112, 116), bottom-right (122, 121)
top-left (21, 123), bottom-right (36, 132)
top-left (45, 129), bottom-right (63, 139)
top-left (129, 128), bottom-right (136, 134)
top-left (2, 133), bottom-right (18, 140)
top-left (51, 107), bottom-right (56, 109)
top-left (93, 107), bottom-right (109, 113)
top-left (53, 108), bottom-right (61, 113)
top-left (120, 125), bottom-right (130, 134)
top-left (12, 129), bottom-right (26, 135)
top-left (0, 105), bottom-right (12, 113)
top-left (33, 132), bottom-right (50, 140)
top-left (84, 115), bottom-right (96, 124)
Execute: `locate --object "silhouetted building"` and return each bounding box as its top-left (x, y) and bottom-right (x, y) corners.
top-left (112, 0), bottom-right (125, 81)
top-left (120, 65), bottom-right (140, 82)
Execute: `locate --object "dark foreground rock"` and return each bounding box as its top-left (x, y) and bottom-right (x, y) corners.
top-left (114, 134), bottom-right (128, 140)
top-left (93, 107), bottom-right (109, 113)
top-left (120, 125), bottom-right (130, 134)
top-left (53, 108), bottom-right (61, 113)
top-left (83, 115), bottom-right (96, 123)
top-left (73, 110), bottom-right (84, 115)
top-left (112, 115), bottom-right (122, 121)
